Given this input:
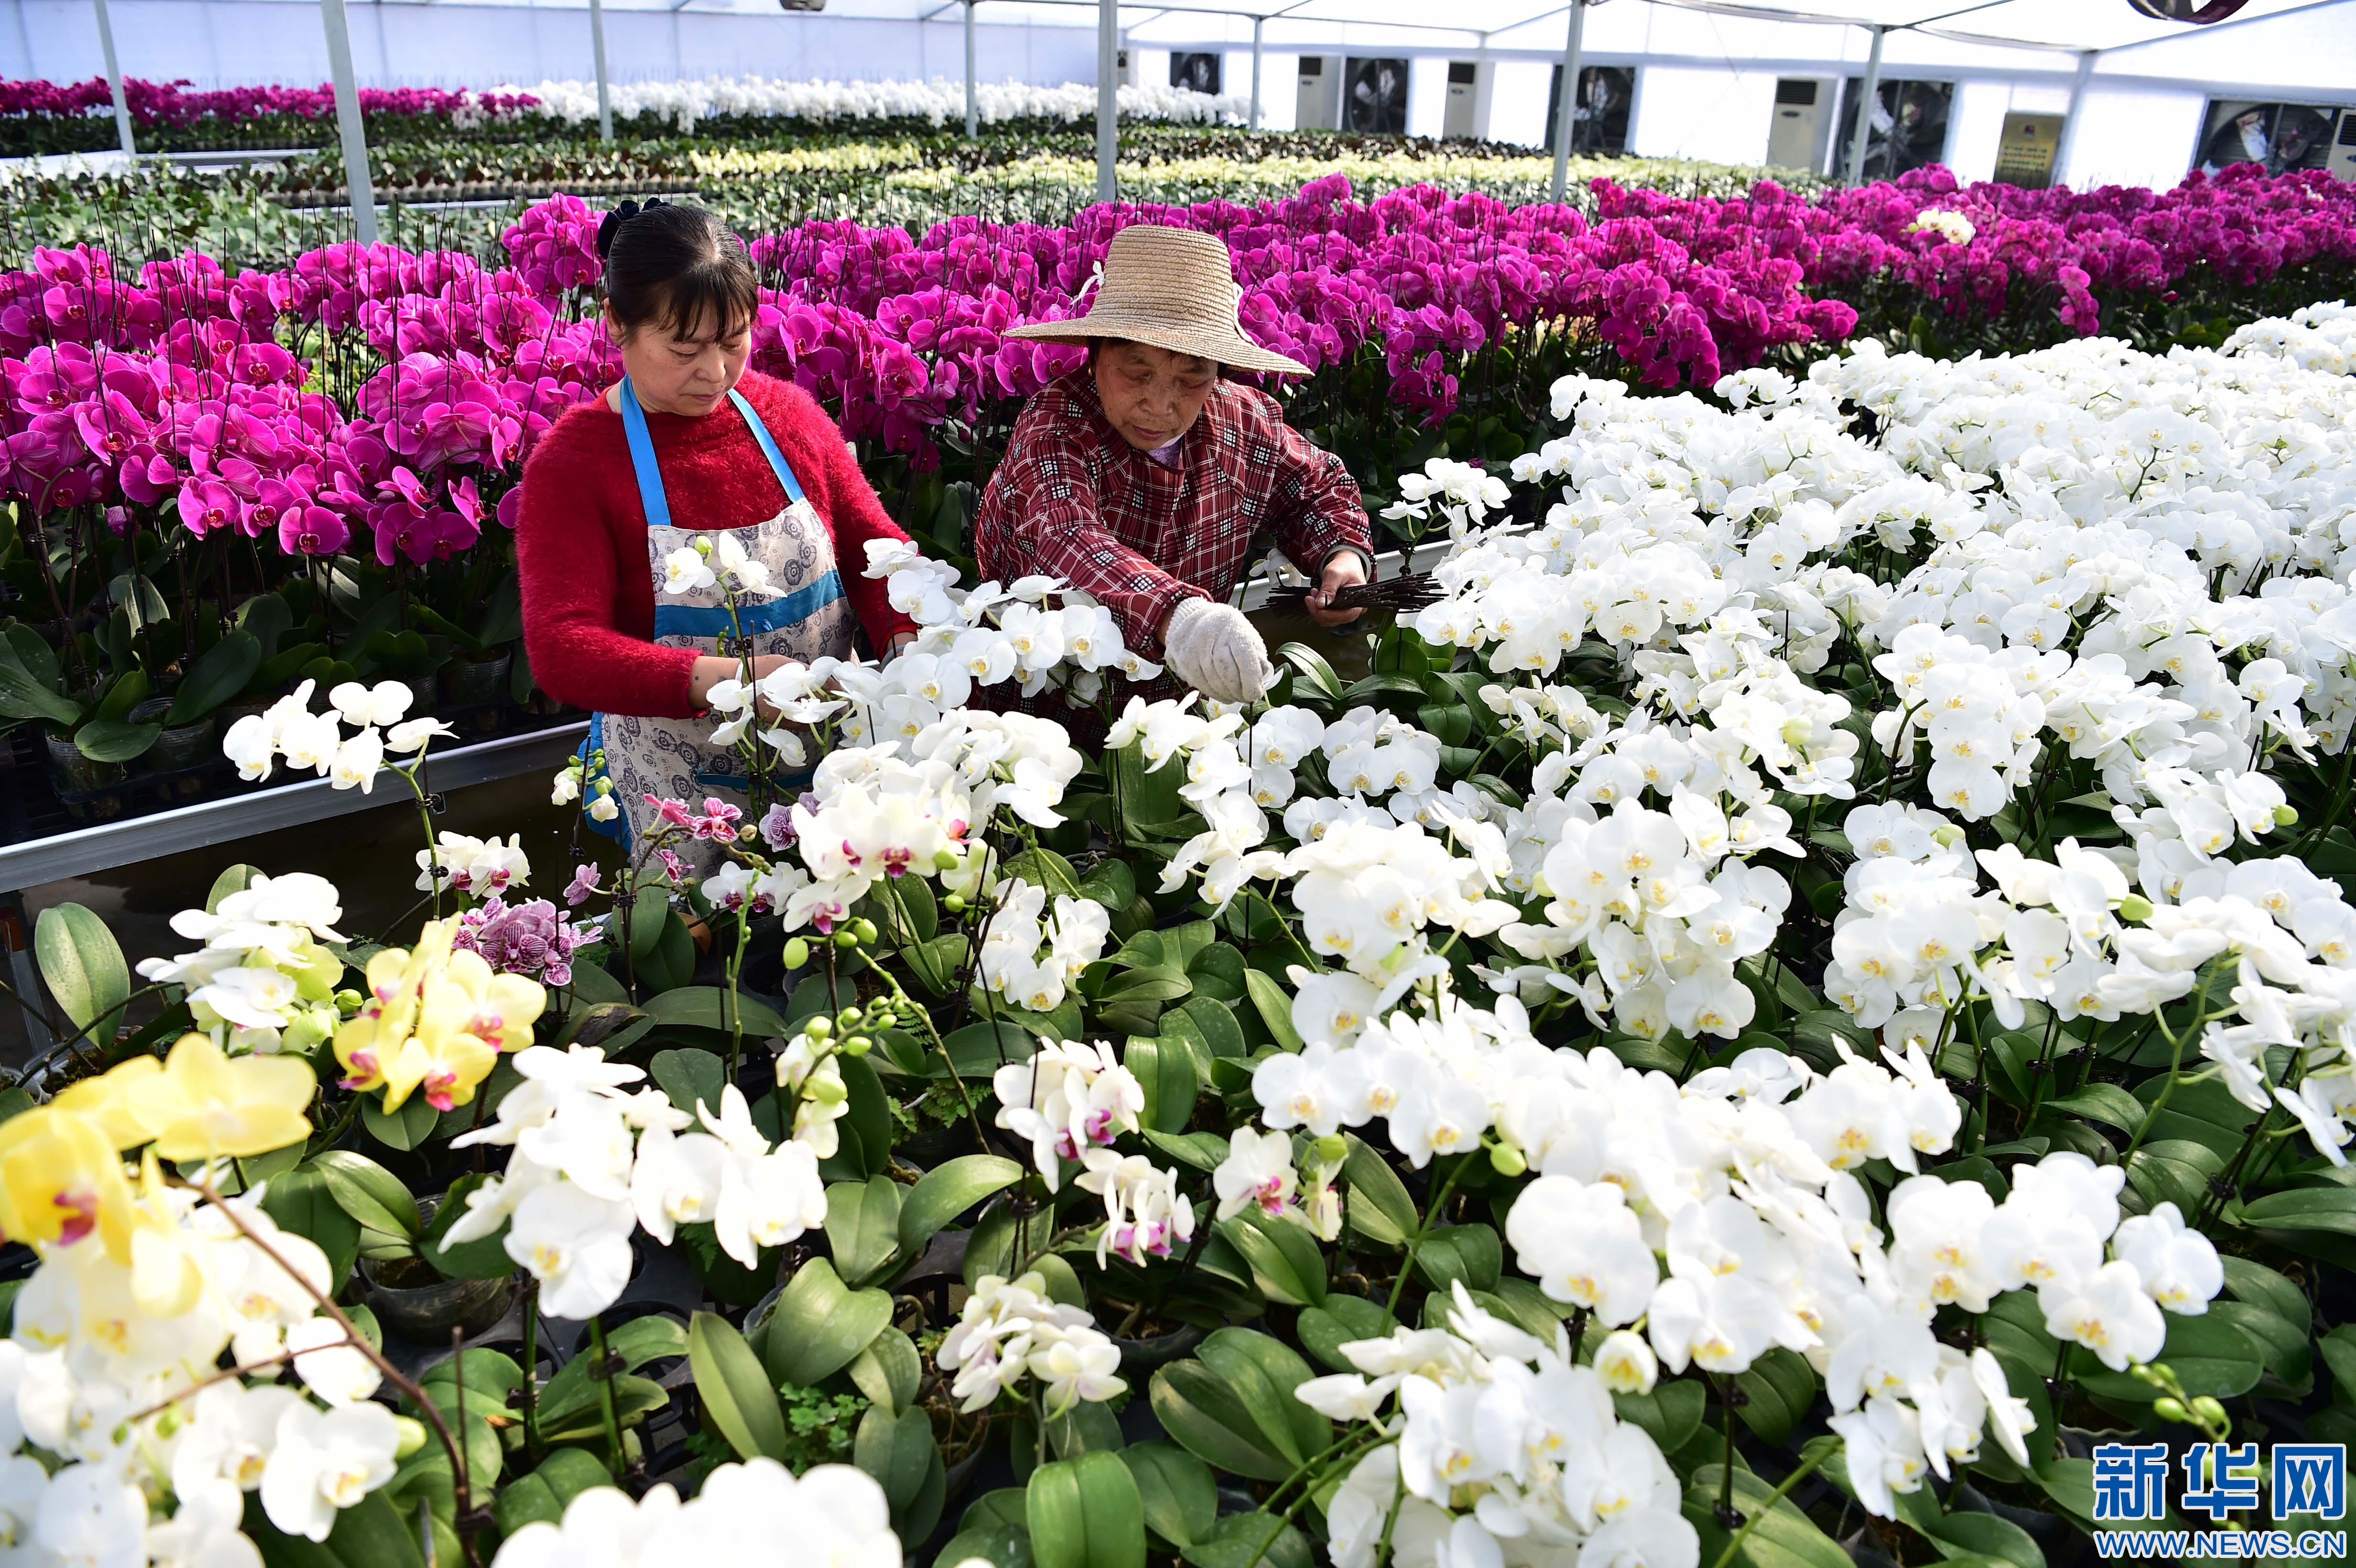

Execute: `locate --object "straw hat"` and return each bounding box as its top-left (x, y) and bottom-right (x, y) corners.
top-left (1005, 224), bottom-right (1309, 376)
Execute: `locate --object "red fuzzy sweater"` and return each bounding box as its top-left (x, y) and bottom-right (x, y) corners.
top-left (516, 370), bottom-right (916, 720)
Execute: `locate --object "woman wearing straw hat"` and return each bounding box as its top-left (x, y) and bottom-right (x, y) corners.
top-left (975, 224), bottom-right (1373, 706)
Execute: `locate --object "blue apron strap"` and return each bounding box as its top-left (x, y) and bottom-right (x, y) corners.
top-left (617, 378), bottom-right (672, 530)
top-left (728, 387), bottom-right (807, 505)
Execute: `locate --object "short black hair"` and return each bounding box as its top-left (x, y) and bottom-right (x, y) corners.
top-left (599, 201), bottom-right (757, 344)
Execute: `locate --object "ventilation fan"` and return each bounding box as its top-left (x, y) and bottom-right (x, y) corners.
top-left (2125, 0), bottom-right (2250, 19)
top-left (1343, 57), bottom-right (1407, 134)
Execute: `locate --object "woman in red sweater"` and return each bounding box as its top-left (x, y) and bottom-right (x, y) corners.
top-left (517, 201), bottom-right (917, 864)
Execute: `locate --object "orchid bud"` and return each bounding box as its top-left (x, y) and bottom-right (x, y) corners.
top-left (282, 1008), bottom-right (335, 1054)
top-left (944, 894), bottom-right (968, 913)
top-left (933, 848), bottom-right (962, 871)
top-left (783, 937), bottom-right (809, 969)
top-left (836, 1007), bottom-right (863, 1031)
top-left (393, 1416), bottom-right (429, 1459)
top-left (2154, 1397), bottom-right (2189, 1423)
top-left (805, 1016), bottom-right (833, 1041)
top-left (844, 1035), bottom-right (873, 1057)
top-left (1313, 1134), bottom-right (1348, 1164)
top-left (809, 1072), bottom-right (850, 1106)
top-left (2274, 804), bottom-right (2298, 827)
top-left (851, 917), bottom-right (879, 945)
top-left (2191, 1396), bottom-right (2228, 1429)
top-left (2118, 894), bottom-right (2154, 922)
top-left (334, 989), bottom-right (364, 1013)
top-left (693, 536), bottom-right (714, 557)
top-left (1488, 1142), bottom-right (1528, 1177)
top-left (834, 930), bottom-right (859, 948)
top-left (738, 824), bottom-right (758, 843)
top-left (1930, 824), bottom-right (1965, 849)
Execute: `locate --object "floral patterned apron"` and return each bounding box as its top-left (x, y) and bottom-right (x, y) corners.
top-left (583, 377), bottom-right (856, 873)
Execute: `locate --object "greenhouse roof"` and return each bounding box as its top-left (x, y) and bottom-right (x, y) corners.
top-left (404, 0), bottom-right (2355, 89)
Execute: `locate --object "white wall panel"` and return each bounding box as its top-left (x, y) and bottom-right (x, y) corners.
top-left (1405, 54), bottom-right (1447, 140)
top-left (1628, 65), bottom-right (1777, 165)
top-left (1484, 58), bottom-right (1551, 148)
top-left (2060, 85), bottom-right (2209, 189)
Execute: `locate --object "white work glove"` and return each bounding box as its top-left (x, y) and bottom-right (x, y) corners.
top-left (1161, 598), bottom-right (1273, 706)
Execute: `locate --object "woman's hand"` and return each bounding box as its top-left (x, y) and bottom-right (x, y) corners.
top-left (689, 653), bottom-right (787, 714)
top-left (1306, 551), bottom-right (1370, 628)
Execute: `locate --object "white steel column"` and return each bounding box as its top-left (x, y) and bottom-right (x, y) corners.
top-left (2053, 49), bottom-right (2097, 190)
top-left (1250, 15), bottom-right (1264, 131)
top-left (90, 0), bottom-right (135, 156)
top-left (965, 0), bottom-right (980, 139)
top-left (590, 0), bottom-right (614, 142)
top-left (1844, 24), bottom-right (1887, 185)
top-left (1546, 0), bottom-right (1585, 203)
top-left (1096, 0), bottom-right (1118, 202)
top-left (318, 0), bottom-right (378, 244)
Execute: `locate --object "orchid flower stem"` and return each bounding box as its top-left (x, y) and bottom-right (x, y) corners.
top-left (407, 769), bottom-right (441, 921)
top-left (1385, 1153), bottom-right (1469, 1319)
top-left (872, 893), bottom-right (988, 1147)
top-left (1961, 999), bottom-right (1990, 1154)
top-left (2022, 1011), bottom-right (2061, 1131)
top-left (590, 1313), bottom-right (625, 1481)
top-left (1373, 1466), bottom-right (1407, 1568)
top-left (122, 1347), bottom-right (298, 1424)
top-left (1715, 1376), bottom-right (1740, 1528)
top-left (725, 912), bottom-right (751, 1085)
top-left (2048, 1338), bottom-right (2074, 1440)
top-left (2202, 1103), bottom-right (2277, 1230)
top-left (185, 1177), bottom-right (479, 1552)
top-left (519, 1274), bottom-right (542, 1461)
top-left (1241, 1437), bottom-right (1376, 1568)
top-left (1011, 1223), bottom-right (1091, 1280)
top-left (1707, 1446), bottom-right (1832, 1568)
top-left (2122, 965), bottom-right (2216, 1162)
top-left (2221, 1053), bottom-right (2308, 1214)
top-left (1262, 1426), bottom-right (1386, 1516)
top-left (1032, 1386), bottom-right (1049, 1470)
top-left (1251, 885), bottom-right (1320, 974)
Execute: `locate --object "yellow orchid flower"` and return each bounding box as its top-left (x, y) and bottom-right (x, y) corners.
top-left (49, 1056), bottom-right (165, 1149)
top-left (439, 948), bottom-right (546, 1054)
top-left (0, 1104), bottom-right (134, 1258)
top-left (379, 1025), bottom-right (498, 1115)
top-left (122, 1034), bottom-right (316, 1162)
top-left (335, 920), bottom-right (541, 1113)
top-left (333, 918), bottom-right (458, 1095)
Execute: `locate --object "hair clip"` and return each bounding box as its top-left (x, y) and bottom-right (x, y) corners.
top-left (595, 198), bottom-right (670, 259)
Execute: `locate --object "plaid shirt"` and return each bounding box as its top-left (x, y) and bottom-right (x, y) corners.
top-left (974, 372), bottom-right (1370, 658)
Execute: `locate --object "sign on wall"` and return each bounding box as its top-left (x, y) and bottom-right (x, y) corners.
top-left (1993, 110), bottom-right (2063, 188)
